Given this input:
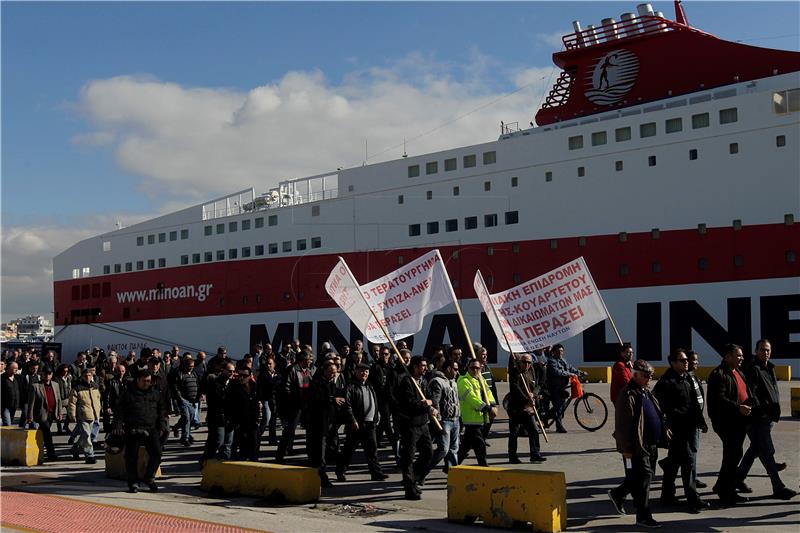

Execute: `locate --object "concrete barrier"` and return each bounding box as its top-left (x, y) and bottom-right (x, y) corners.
top-left (447, 465), bottom-right (566, 532)
top-left (774, 365), bottom-right (792, 381)
top-left (791, 387), bottom-right (800, 418)
top-left (105, 446), bottom-right (162, 481)
top-left (491, 367), bottom-right (508, 383)
top-left (579, 367), bottom-right (611, 383)
top-left (0, 427), bottom-right (43, 466)
top-left (201, 460), bottom-right (320, 503)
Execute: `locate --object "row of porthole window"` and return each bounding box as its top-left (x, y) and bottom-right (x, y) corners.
top-left (203, 215), bottom-right (279, 237)
top-left (409, 211), bottom-right (518, 237)
top-left (408, 151), bottom-right (496, 179)
top-left (398, 177), bottom-right (519, 204)
top-left (568, 108), bottom-right (738, 150)
top-left (136, 229), bottom-right (190, 246)
top-left (618, 251), bottom-right (797, 276)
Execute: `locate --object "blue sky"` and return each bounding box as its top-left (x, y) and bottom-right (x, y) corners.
top-left (2, 1), bottom-right (799, 320)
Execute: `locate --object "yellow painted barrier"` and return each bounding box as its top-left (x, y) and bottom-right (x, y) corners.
top-left (579, 367), bottom-right (611, 383)
top-left (774, 365), bottom-right (792, 381)
top-left (0, 427), bottom-right (43, 466)
top-left (791, 387), bottom-right (800, 418)
top-left (201, 460), bottom-right (320, 503)
top-left (105, 447), bottom-right (162, 481)
top-left (491, 367), bottom-right (508, 382)
top-left (448, 465), bottom-right (566, 532)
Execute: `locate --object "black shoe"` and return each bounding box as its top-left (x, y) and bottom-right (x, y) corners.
top-left (509, 456), bottom-right (522, 464)
top-left (776, 462), bottom-right (787, 472)
top-left (530, 455), bottom-right (546, 463)
top-left (485, 441), bottom-right (491, 447)
top-left (416, 476), bottom-right (426, 487)
top-left (336, 471), bottom-right (347, 482)
top-left (608, 490), bottom-right (626, 515)
top-left (172, 425), bottom-right (179, 438)
top-left (695, 480), bottom-right (708, 489)
top-left (657, 458), bottom-right (669, 471)
top-left (179, 439), bottom-right (191, 448)
top-left (187, 435), bottom-right (195, 444)
top-left (321, 478), bottom-right (334, 488)
top-left (659, 496), bottom-right (680, 506)
top-left (688, 500), bottom-right (710, 513)
top-left (128, 484), bottom-right (138, 494)
top-left (146, 480), bottom-right (159, 493)
top-left (719, 493), bottom-right (748, 506)
top-left (371, 473), bottom-right (389, 481)
top-left (773, 487), bottom-right (798, 500)
top-left (735, 482), bottom-right (753, 494)
top-left (556, 427), bottom-right (567, 434)
top-left (72, 450), bottom-right (80, 461)
top-left (404, 490), bottom-right (422, 500)
top-left (85, 457), bottom-right (97, 465)
top-left (635, 517), bottom-right (661, 529)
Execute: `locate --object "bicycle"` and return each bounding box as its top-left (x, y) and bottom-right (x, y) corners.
top-left (538, 375), bottom-right (608, 432)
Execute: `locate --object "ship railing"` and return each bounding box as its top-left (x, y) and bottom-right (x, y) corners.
top-left (501, 121), bottom-right (521, 135)
top-left (562, 14), bottom-right (707, 50)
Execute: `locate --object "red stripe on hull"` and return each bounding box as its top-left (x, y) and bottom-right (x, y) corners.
top-left (54, 223), bottom-right (799, 325)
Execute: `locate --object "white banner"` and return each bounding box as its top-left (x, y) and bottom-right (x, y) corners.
top-left (473, 257), bottom-right (609, 352)
top-left (325, 250), bottom-right (454, 343)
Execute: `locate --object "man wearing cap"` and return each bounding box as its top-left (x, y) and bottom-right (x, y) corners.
top-left (612, 359), bottom-right (666, 529)
top-left (27, 367), bottom-right (62, 461)
top-left (68, 366), bottom-right (102, 464)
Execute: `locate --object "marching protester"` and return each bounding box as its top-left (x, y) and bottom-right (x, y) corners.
top-left (68, 366), bottom-right (102, 464)
top-left (474, 344), bottom-right (498, 443)
top-left (607, 343), bottom-right (635, 509)
top-left (102, 363), bottom-right (127, 433)
top-left (225, 367), bottom-right (261, 461)
top-left (19, 359), bottom-right (42, 428)
top-left (26, 366), bottom-right (62, 462)
top-left (736, 339), bottom-right (796, 500)
top-left (201, 360), bottom-right (235, 464)
top-left (546, 344), bottom-right (582, 433)
top-left (506, 353), bottom-right (545, 464)
top-left (54, 364), bottom-right (73, 434)
top-left (276, 350), bottom-right (314, 462)
top-left (396, 356), bottom-right (436, 500)
top-left (427, 359), bottom-right (460, 473)
top-left (370, 346), bottom-right (396, 449)
top-left (257, 356), bottom-right (281, 446)
top-left (1, 361), bottom-right (22, 426)
top-left (685, 351), bottom-right (708, 489)
top-left (457, 358), bottom-right (496, 467)
top-left (307, 360), bottom-right (340, 487)
top-left (171, 355), bottom-right (200, 447)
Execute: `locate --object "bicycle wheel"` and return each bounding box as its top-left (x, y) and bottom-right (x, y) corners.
top-left (573, 392), bottom-right (608, 431)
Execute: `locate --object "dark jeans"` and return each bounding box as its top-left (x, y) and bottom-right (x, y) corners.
top-left (336, 421), bottom-right (382, 476)
top-left (689, 428), bottom-right (701, 484)
top-left (549, 389), bottom-right (568, 430)
top-left (631, 444), bottom-right (658, 521)
top-left (661, 429), bottom-right (699, 504)
top-left (399, 423), bottom-right (433, 491)
top-left (458, 425), bottom-right (488, 466)
top-left (375, 400), bottom-right (395, 446)
top-left (202, 423), bottom-right (233, 461)
top-left (230, 423), bottom-right (259, 461)
top-left (714, 426), bottom-right (747, 498)
top-left (508, 412), bottom-right (541, 460)
top-left (124, 430), bottom-right (162, 485)
top-left (276, 409), bottom-right (302, 461)
top-left (610, 456), bottom-right (632, 501)
top-left (37, 416), bottom-right (56, 458)
top-left (737, 418), bottom-right (785, 491)
top-left (307, 422), bottom-right (331, 481)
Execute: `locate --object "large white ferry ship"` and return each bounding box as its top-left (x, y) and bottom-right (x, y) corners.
top-left (53, 2), bottom-right (800, 370)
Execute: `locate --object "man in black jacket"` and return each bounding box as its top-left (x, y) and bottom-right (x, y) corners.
top-left (201, 360), bottom-right (234, 463)
top-left (653, 349), bottom-right (708, 512)
top-left (171, 356), bottom-right (199, 446)
top-left (276, 350), bottom-right (313, 462)
top-left (336, 363), bottom-right (387, 481)
top-left (369, 347), bottom-right (395, 448)
top-left (307, 360), bottom-right (341, 487)
top-left (707, 343), bottom-right (752, 506)
top-left (1, 361), bottom-right (22, 426)
top-left (736, 340), bottom-right (796, 500)
top-left (113, 369), bottom-right (166, 493)
top-left (507, 354), bottom-right (545, 464)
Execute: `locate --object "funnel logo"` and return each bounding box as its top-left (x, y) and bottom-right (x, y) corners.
top-left (585, 49), bottom-right (639, 105)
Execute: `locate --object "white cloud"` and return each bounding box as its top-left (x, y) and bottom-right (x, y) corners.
top-left (536, 30), bottom-right (569, 50)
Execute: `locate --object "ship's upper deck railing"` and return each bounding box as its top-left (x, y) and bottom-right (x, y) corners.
top-left (562, 14), bottom-right (706, 50)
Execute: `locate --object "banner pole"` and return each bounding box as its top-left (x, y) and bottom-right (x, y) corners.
top-left (581, 257), bottom-right (624, 345)
top-left (340, 259), bottom-right (442, 431)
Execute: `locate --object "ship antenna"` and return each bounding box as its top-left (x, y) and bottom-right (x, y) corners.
top-left (674, 0), bottom-right (688, 25)
top-left (402, 138), bottom-right (407, 158)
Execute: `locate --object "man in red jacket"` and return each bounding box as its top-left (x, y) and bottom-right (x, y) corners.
top-left (610, 343), bottom-right (634, 405)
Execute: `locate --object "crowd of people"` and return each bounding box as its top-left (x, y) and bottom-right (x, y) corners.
top-left (0, 338), bottom-right (795, 517)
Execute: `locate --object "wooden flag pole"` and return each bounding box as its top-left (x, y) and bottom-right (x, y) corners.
top-left (340, 260), bottom-right (442, 431)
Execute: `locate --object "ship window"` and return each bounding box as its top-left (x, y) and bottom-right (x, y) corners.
top-left (92, 283), bottom-right (101, 298)
top-left (550, 239), bottom-right (558, 250)
top-left (242, 219), bottom-right (251, 231)
top-left (513, 273), bottom-right (521, 284)
top-left (619, 232), bottom-right (628, 242)
top-left (788, 89), bottom-right (800, 112)
top-left (652, 262), bottom-right (661, 273)
top-left (114, 264), bottom-right (121, 273)
top-left (615, 127), bottom-right (631, 142)
top-left (512, 243), bottom-right (520, 253)
top-left (689, 148), bottom-right (698, 160)
top-left (719, 107), bottom-right (738, 124)
top-left (216, 250), bottom-right (225, 261)
top-left (463, 154), bottom-right (476, 168)
top-left (229, 248), bottom-right (238, 259)
top-left (568, 135), bottom-right (583, 150)
top-left (577, 166), bottom-right (586, 177)
top-left (137, 236), bottom-right (144, 246)
top-left (776, 135), bottom-right (786, 147)
top-left (72, 268), bottom-right (80, 279)
top-left (125, 262), bottom-right (132, 272)
top-left (103, 265), bottom-right (110, 275)
top-left (147, 259), bottom-right (155, 269)
top-left (398, 195), bottom-right (404, 204)
top-left (483, 151), bottom-right (496, 165)
top-left (733, 219), bottom-right (742, 231)
top-left (484, 181), bottom-right (491, 191)
top-left (734, 255), bottom-right (743, 267)
top-left (242, 247), bottom-right (251, 258)
top-left (269, 243), bottom-right (278, 254)
top-left (282, 241), bottom-right (292, 252)
top-left (619, 264), bottom-right (629, 277)
top-left (487, 246), bottom-right (494, 256)
top-left (591, 131), bottom-right (607, 146)
top-left (773, 91), bottom-right (788, 114)
top-left (505, 211), bottom-right (519, 225)
top-left (445, 219), bottom-right (458, 232)
top-left (545, 171), bottom-right (553, 182)
top-left (698, 223), bottom-right (707, 234)
top-left (297, 239), bottom-right (307, 251)
top-left (180, 255), bottom-right (189, 265)
top-left (255, 245), bottom-right (264, 256)
top-left (312, 205), bottom-right (320, 216)
top-left (444, 158), bottom-right (457, 171)
top-left (729, 142), bottom-right (739, 154)
top-left (427, 221), bottom-right (439, 235)
top-left (787, 250), bottom-right (797, 263)
top-left (785, 214), bottom-right (794, 226)
top-left (665, 117), bottom-right (682, 133)
top-left (81, 284), bottom-right (90, 299)
top-left (255, 217), bottom-right (264, 228)
top-left (268, 215), bottom-right (277, 226)
top-left (311, 237), bottom-right (321, 249)
top-left (453, 186), bottom-right (460, 196)
top-left (169, 231), bottom-right (177, 241)
top-left (159, 258), bottom-right (166, 267)
top-left (192, 253), bottom-right (200, 264)
top-left (426, 161), bottom-right (438, 175)
top-left (698, 258), bottom-right (709, 270)
top-left (452, 279), bottom-right (460, 289)
top-left (158, 233), bottom-right (166, 243)
top-left (348, 185), bottom-right (354, 192)
top-left (216, 223), bottom-right (224, 234)
top-left (452, 250), bottom-right (460, 259)
top-left (103, 241), bottom-right (111, 252)
top-left (692, 113), bottom-right (710, 129)
top-left (408, 164), bottom-right (420, 178)
top-left (409, 224), bottom-right (421, 237)
top-left (511, 176), bottom-right (518, 187)
top-left (229, 221), bottom-right (238, 232)
top-left (72, 285), bottom-right (80, 299)
top-left (484, 214), bottom-right (498, 227)
top-left (397, 255), bottom-right (404, 266)
top-left (465, 216), bottom-right (478, 230)
top-left (204, 225), bottom-right (212, 236)
top-left (578, 237), bottom-right (587, 247)
top-left (640, 122), bottom-right (656, 138)
top-left (82, 267), bottom-right (91, 277)
top-left (181, 229), bottom-right (189, 239)
top-left (148, 235), bottom-right (155, 244)
top-left (615, 160), bottom-right (623, 172)
top-left (648, 155), bottom-right (657, 166)
top-left (204, 252), bottom-right (212, 262)
top-left (426, 190), bottom-right (433, 200)
top-left (651, 228), bottom-right (660, 240)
